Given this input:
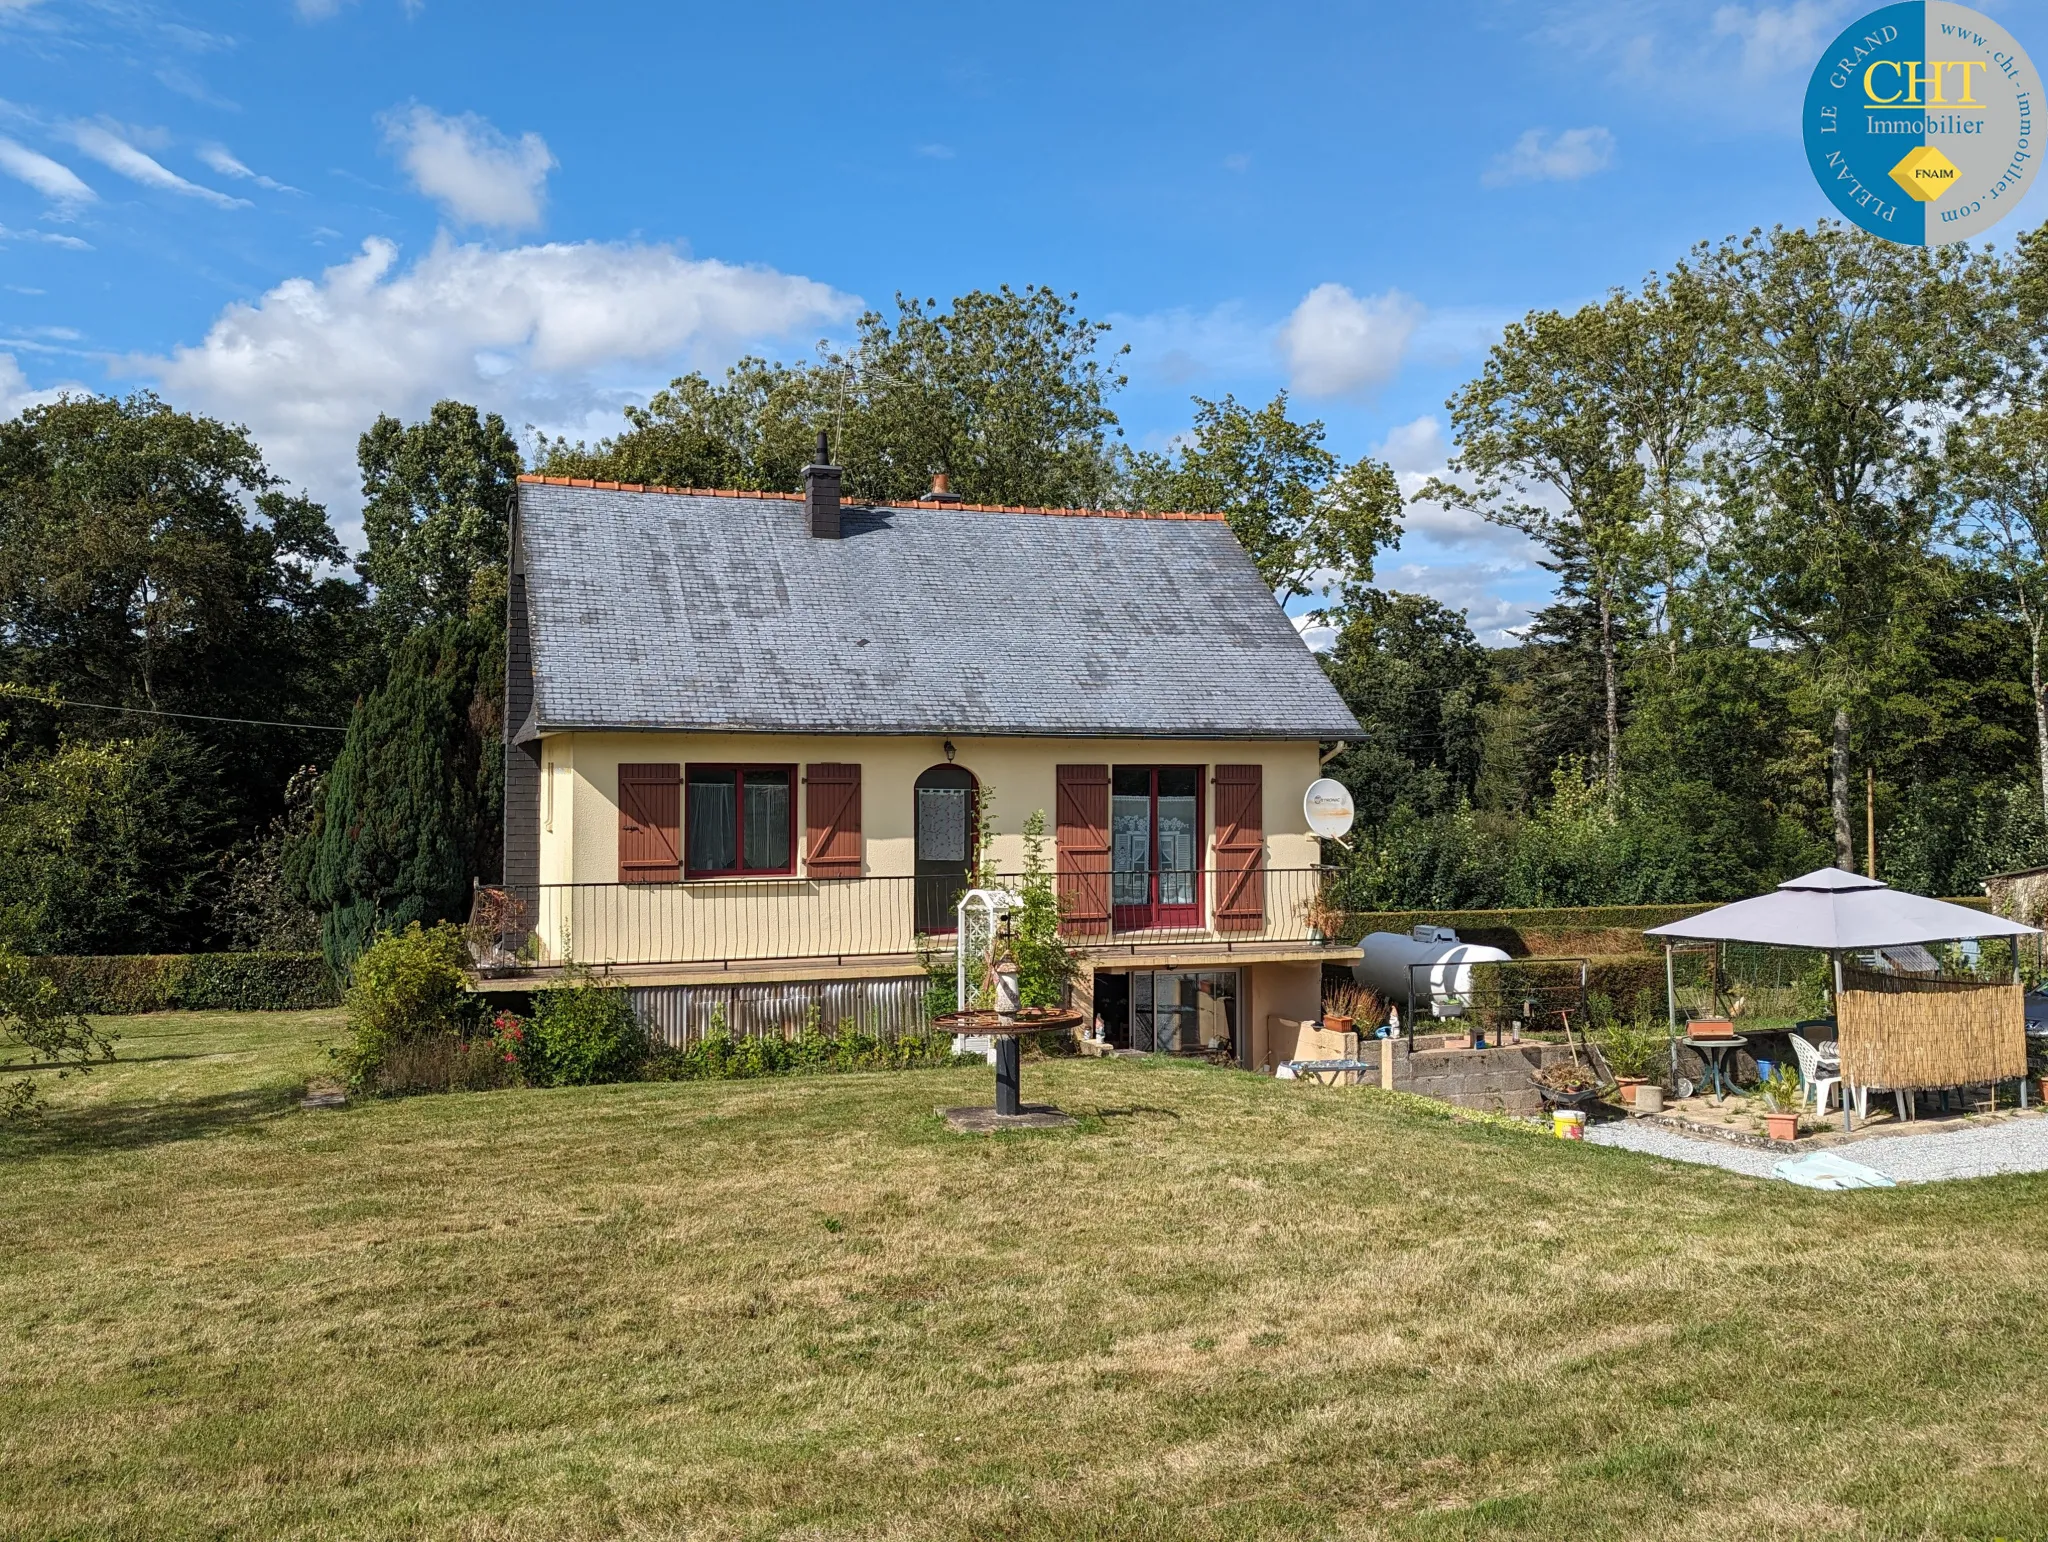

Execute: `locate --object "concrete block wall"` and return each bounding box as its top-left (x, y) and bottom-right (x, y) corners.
top-left (1387, 1034), bottom-right (1591, 1116)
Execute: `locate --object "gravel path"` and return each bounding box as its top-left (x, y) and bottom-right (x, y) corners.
top-left (1585, 1113), bottom-right (2048, 1184)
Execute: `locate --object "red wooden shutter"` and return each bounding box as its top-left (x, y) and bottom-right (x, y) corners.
top-left (804, 763), bottom-right (863, 879)
top-left (1212, 765), bottom-right (1264, 931)
top-left (618, 763), bottom-right (681, 883)
top-left (1055, 764), bottom-right (1111, 936)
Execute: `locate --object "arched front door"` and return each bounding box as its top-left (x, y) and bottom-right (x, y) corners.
top-left (915, 764), bottom-right (977, 934)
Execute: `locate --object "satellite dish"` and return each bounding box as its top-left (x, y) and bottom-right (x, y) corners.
top-left (1304, 778), bottom-right (1355, 840)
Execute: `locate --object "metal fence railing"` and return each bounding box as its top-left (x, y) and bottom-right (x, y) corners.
top-left (1405, 957), bottom-right (1588, 1044)
top-left (466, 867), bottom-right (1338, 972)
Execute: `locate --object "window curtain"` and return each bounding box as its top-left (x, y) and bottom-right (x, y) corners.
top-left (742, 773), bottom-right (790, 871)
top-left (687, 771), bottom-right (737, 872)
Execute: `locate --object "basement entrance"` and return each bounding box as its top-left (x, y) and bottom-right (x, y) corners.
top-left (1091, 969), bottom-right (1239, 1059)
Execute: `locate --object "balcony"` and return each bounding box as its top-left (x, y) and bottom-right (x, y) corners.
top-left (466, 867), bottom-right (1350, 984)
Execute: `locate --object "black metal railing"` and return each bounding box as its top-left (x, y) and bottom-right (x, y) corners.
top-left (466, 867), bottom-right (1339, 971)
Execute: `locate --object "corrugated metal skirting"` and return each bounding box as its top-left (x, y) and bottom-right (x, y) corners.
top-left (630, 977), bottom-right (931, 1047)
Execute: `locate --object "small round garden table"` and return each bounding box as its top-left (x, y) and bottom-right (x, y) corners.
top-left (1689, 1035), bottom-right (1748, 1103)
top-left (933, 1008), bottom-right (1085, 1116)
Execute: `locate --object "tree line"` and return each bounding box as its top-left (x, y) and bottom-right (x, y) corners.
top-left (3, 225), bottom-right (2046, 967)
top-left (1330, 219), bottom-right (2048, 909)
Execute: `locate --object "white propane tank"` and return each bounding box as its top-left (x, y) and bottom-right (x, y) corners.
top-left (1354, 928), bottom-right (1512, 1020)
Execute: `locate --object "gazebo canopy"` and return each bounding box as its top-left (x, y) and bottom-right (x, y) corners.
top-left (1645, 866), bottom-right (2040, 951)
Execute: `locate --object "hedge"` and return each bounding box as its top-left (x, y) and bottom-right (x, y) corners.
top-left (33, 953), bottom-right (342, 1014)
top-left (1345, 897), bottom-right (1992, 960)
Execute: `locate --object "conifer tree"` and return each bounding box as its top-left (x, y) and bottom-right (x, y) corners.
top-left (304, 617), bottom-right (503, 969)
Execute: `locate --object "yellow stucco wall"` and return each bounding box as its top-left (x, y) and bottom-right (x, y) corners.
top-left (539, 732), bottom-right (1326, 884)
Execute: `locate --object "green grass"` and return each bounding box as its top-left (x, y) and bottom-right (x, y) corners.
top-left (5, 1013), bottom-right (2048, 1540)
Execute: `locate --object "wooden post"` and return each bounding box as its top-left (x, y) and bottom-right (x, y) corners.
top-left (1866, 768), bottom-right (1877, 879)
top-left (1665, 942), bottom-right (1679, 1085)
top-left (1834, 951), bottom-right (1852, 1132)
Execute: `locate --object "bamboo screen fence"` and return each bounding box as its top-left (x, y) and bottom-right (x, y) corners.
top-left (1837, 965), bottom-right (2026, 1090)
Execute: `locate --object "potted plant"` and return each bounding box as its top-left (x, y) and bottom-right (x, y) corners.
top-left (1758, 1064), bottom-right (1803, 1142)
top-left (1686, 1013), bottom-right (1736, 1041)
top-left (1598, 1019), bottom-right (1665, 1111)
top-left (1321, 981), bottom-right (1367, 1036)
top-left (1299, 889), bottom-right (1349, 944)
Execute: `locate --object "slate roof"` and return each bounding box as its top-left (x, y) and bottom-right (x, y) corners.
top-left (514, 478), bottom-right (1361, 740)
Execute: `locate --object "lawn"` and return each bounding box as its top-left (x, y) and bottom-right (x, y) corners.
top-left (5, 1014), bottom-right (2048, 1541)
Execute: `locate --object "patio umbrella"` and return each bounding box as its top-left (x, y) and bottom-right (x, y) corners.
top-left (1645, 866), bottom-right (2040, 951)
top-left (1645, 867), bottom-right (2040, 1130)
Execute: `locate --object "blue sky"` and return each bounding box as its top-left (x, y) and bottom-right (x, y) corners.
top-left (5, 0), bottom-right (2048, 643)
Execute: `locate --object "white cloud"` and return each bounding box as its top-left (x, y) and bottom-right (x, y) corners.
top-left (1538, 0), bottom-right (1854, 118)
top-left (295, 0), bottom-right (352, 17)
top-left (382, 106), bottom-right (554, 230)
top-left (0, 351), bottom-right (82, 418)
top-left (134, 235), bottom-right (858, 518)
top-left (1114, 300), bottom-right (1271, 388)
top-left (1483, 126), bottom-right (1616, 187)
top-left (1222, 152), bottom-right (1251, 173)
top-left (198, 144), bottom-right (296, 193)
top-left (1381, 559), bottom-right (1539, 646)
top-left (0, 222), bottom-right (89, 249)
top-left (1279, 283), bottom-right (1421, 398)
top-left (1710, 2), bottom-right (1841, 80)
top-left (1376, 414), bottom-right (1448, 476)
top-left (68, 124), bottom-right (248, 208)
top-left (1292, 611), bottom-right (1338, 654)
top-left (0, 136), bottom-right (93, 205)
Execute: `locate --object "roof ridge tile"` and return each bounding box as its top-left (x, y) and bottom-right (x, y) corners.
top-left (515, 472), bottom-right (1222, 522)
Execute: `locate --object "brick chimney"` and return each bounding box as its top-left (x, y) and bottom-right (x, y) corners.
top-left (803, 430), bottom-right (842, 538)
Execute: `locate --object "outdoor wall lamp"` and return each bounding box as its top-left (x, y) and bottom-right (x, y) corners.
top-left (944, 739), bottom-right (956, 762)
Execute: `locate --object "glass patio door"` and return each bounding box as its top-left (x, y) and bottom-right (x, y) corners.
top-left (1111, 766), bottom-right (1202, 931)
top-left (1130, 970), bottom-right (1237, 1056)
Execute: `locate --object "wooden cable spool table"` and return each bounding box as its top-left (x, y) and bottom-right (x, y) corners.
top-left (932, 1008), bottom-right (1086, 1116)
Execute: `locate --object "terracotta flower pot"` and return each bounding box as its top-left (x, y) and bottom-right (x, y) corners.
top-left (1614, 1076), bottom-right (1647, 1107)
top-left (1765, 1111), bottom-right (1799, 1142)
top-left (1323, 1014), bottom-right (1355, 1037)
top-left (1688, 1017), bottom-right (1736, 1041)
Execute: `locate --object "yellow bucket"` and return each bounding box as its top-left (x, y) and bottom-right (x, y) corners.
top-left (1553, 1109), bottom-right (1587, 1141)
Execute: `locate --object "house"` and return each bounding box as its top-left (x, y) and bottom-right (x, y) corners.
top-left (490, 438), bottom-right (1363, 1071)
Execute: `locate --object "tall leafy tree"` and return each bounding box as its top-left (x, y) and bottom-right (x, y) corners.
top-left (1429, 305), bottom-right (1650, 791)
top-left (542, 288), bottom-right (1129, 509)
top-left (1594, 272), bottom-right (1727, 661)
top-left (1707, 222), bottom-right (2002, 868)
top-left (358, 401), bottom-right (522, 638)
top-left (0, 730), bottom-right (233, 953)
top-left (1319, 587), bottom-right (1494, 820)
top-left (1944, 402), bottom-right (2048, 831)
top-left (825, 286), bottom-right (1127, 507)
top-left (1128, 393), bottom-right (1403, 603)
top-left (0, 392), bottom-right (364, 753)
top-left (536, 359), bottom-right (816, 493)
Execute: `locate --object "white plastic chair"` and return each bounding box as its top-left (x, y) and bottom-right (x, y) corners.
top-left (1851, 1082), bottom-right (1911, 1121)
top-left (1789, 1034), bottom-right (1841, 1116)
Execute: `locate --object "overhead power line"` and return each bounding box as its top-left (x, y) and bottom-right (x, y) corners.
top-left (1, 693), bottom-right (349, 734)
